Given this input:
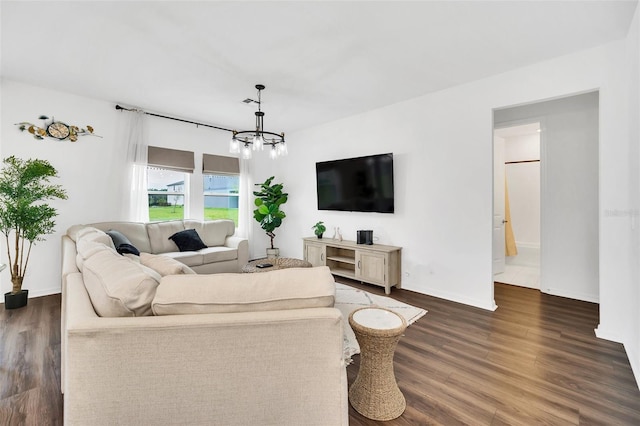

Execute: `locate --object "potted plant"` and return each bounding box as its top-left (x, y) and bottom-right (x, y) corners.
top-left (0, 156), bottom-right (67, 309)
top-left (312, 221), bottom-right (326, 239)
top-left (253, 176), bottom-right (288, 259)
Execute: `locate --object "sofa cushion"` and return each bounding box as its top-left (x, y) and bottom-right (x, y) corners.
top-left (75, 227), bottom-right (117, 270)
top-left (151, 266), bottom-right (336, 315)
top-left (161, 251), bottom-right (203, 267)
top-left (82, 249), bottom-right (160, 317)
top-left (168, 229), bottom-right (207, 252)
top-left (184, 219), bottom-right (234, 247)
top-left (75, 227), bottom-right (115, 250)
top-left (76, 241), bottom-right (117, 272)
top-left (147, 221), bottom-right (185, 253)
top-left (140, 252), bottom-right (196, 276)
top-left (200, 246), bottom-right (238, 263)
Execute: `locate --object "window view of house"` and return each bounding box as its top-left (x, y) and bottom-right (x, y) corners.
top-left (147, 167), bottom-right (186, 221)
top-left (204, 174), bottom-right (239, 225)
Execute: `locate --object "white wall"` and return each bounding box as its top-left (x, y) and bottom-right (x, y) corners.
top-left (0, 79), bottom-right (234, 297)
top-left (504, 133), bottom-right (540, 247)
top-left (252, 39), bottom-right (633, 321)
top-left (626, 4), bottom-right (640, 389)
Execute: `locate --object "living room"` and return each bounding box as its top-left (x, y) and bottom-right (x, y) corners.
top-left (2, 1), bottom-right (640, 424)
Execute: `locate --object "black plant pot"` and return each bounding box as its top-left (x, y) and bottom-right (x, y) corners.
top-left (317, 234), bottom-right (323, 239)
top-left (4, 289), bottom-right (28, 310)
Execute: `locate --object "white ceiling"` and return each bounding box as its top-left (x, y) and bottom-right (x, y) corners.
top-left (1, 1), bottom-right (637, 134)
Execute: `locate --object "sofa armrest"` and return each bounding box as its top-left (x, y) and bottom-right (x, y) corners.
top-left (224, 235), bottom-right (249, 269)
top-left (64, 277), bottom-right (347, 425)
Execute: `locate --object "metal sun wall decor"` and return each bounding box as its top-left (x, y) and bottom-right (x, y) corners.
top-left (16, 115), bottom-right (101, 142)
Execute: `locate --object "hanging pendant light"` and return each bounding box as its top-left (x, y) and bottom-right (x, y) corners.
top-left (229, 84), bottom-right (287, 159)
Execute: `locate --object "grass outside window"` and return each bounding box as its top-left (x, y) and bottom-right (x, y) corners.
top-left (149, 206), bottom-right (238, 224)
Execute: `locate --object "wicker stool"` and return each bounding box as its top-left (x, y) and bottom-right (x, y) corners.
top-left (348, 307), bottom-right (407, 421)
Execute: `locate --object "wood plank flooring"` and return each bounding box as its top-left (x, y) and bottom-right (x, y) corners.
top-left (1, 294), bottom-right (62, 426)
top-left (345, 280), bottom-right (640, 425)
top-left (1, 282), bottom-right (639, 425)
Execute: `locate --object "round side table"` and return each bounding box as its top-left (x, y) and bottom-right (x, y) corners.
top-left (348, 307), bottom-right (407, 421)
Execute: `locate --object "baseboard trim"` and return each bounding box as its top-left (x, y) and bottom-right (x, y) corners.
top-left (405, 284), bottom-right (497, 311)
top-left (26, 287), bottom-right (62, 299)
top-left (543, 287), bottom-right (599, 304)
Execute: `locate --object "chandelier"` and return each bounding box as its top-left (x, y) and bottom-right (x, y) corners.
top-left (229, 84), bottom-right (287, 160)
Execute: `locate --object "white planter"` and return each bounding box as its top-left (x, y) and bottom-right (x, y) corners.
top-left (266, 248), bottom-right (279, 259)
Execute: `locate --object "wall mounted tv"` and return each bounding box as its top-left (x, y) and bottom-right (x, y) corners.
top-left (316, 153), bottom-right (394, 213)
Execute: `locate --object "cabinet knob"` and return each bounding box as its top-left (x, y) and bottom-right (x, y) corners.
top-left (357, 260), bottom-right (361, 269)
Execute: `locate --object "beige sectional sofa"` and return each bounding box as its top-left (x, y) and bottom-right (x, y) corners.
top-left (61, 222), bottom-right (348, 425)
top-left (84, 219), bottom-right (248, 274)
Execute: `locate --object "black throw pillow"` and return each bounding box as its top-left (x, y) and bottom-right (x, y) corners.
top-left (169, 229), bottom-right (207, 252)
top-left (117, 243), bottom-right (140, 256)
top-left (107, 229), bottom-right (132, 248)
top-left (107, 229), bottom-right (140, 256)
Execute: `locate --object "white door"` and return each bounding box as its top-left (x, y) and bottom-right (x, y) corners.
top-left (493, 134), bottom-right (505, 275)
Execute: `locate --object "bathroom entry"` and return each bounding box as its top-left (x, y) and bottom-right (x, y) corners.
top-left (493, 123), bottom-right (541, 289)
top-left (492, 92), bottom-right (599, 303)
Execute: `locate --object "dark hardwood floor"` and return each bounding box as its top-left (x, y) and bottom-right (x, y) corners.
top-left (2, 281), bottom-right (639, 425)
top-left (1, 294), bottom-right (62, 426)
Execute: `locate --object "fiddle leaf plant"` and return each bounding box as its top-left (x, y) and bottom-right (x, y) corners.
top-left (0, 156), bottom-right (67, 294)
top-left (253, 176), bottom-right (288, 249)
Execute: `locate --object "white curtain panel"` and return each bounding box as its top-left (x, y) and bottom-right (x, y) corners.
top-left (124, 110), bottom-right (149, 223)
top-left (237, 158), bottom-right (253, 259)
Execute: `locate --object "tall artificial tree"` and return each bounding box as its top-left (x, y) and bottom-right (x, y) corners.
top-left (0, 156), bottom-right (67, 294)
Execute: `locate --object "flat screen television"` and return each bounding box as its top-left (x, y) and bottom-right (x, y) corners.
top-left (316, 153), bottom-right (394, 213)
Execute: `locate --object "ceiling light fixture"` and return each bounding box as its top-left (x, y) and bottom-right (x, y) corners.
top-left (229, 84), bottom-right (287, 160)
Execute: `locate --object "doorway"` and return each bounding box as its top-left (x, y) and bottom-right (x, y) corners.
top-left (492, 91), bottom-right (599, 303)
top-left (493, 122), bottom-right (541, 290)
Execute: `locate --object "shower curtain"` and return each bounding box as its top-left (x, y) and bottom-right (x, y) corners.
top-left (505, 177), bottom-right (518, 256)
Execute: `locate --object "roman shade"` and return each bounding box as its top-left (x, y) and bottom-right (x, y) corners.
top-left (148, 146), bottom-right (195, 173)
top-left (202, 154), bottom-right (240, 175)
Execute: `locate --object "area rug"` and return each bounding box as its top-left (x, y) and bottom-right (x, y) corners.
top-left (334, 283), bottom-right (427, 363)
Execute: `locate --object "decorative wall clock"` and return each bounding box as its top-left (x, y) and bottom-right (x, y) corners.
top-left (15, 115), bottom-right (101, 142)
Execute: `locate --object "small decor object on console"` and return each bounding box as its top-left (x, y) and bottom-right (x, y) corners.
top-left (15, 115), bottom-right (102, 142)
top-left (337, 227), bottom-right (343, 241)
top-left (312, 221), bottom-right (326, 239)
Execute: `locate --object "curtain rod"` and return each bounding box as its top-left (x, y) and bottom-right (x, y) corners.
top-left (115, 104), bottom-right (234, 133)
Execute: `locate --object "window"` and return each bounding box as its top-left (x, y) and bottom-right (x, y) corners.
top-left (203, 174), bottom-right (239, 225)
top-left (147, 167), bottom-right (188, 222)
top-left (146, 146), bottom-right (195, 222)
top-left (202, 154), bottom-right (241, 227)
